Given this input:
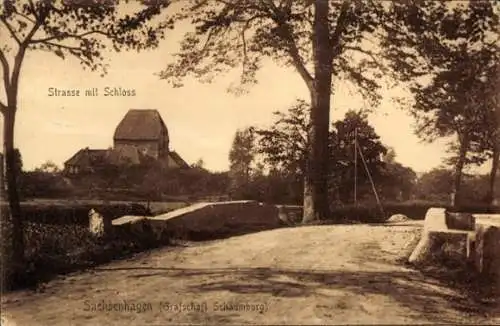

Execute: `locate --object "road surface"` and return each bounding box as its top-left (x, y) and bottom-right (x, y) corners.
top-left (2, 222), bottom-right (499, 325)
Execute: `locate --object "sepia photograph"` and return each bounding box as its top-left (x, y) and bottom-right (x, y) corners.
top-left (0, 0), bottom-right (499, 325)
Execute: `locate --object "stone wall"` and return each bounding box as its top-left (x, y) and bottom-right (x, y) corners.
top-left (107, 201), bottom-right (284, 243)
top-left (474, 223), bottom-right (500, 294)
top-left (148, 201), bottom-right (282, 239)
top-left (409, 208), bottom-right (500, 294)
top-left (408, 208), bottom-right (475, 265)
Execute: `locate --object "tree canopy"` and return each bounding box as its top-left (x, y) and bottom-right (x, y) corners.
top-left (160, 0), bottom-right (389, 104)
top-left (251, 100), bottom-right (390, 203)
top-left (382, 0), bottom-right (499, 206)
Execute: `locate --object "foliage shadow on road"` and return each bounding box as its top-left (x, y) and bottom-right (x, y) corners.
top-left (93, 265), bottom-right (499, 324)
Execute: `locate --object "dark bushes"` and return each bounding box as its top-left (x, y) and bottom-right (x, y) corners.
top-left (0, 202), bottom-right (151, 225)
top-left (9, 221), bottom-right (168, 290)
top-left (1, 202), bottom-right (154, 289)
top-left (325, 200), bottom-right (500, 223)
top-left (322, 201), bottom-right (436, 223)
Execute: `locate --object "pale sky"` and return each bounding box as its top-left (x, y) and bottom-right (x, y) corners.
top-left (0, 7), bottom-right (488, 174)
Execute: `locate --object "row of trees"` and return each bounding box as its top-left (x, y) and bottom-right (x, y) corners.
top-left (228, 103), bottom-right (499, 206)
top-left (415, 168), bottom-right (500, 204)
top-left (228, 100), bottom-right (418, 205)
top-left (11, 145), bottom-right (496, 208)
top-left (160, 0), bottom-right (499, 220)
top-left (7, 153), bottom-right (230, 201)
top-left (387, 1), bottom-right (499, 207)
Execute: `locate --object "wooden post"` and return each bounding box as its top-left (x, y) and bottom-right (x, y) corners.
top-left (354, 128), bottom-right (357, 206)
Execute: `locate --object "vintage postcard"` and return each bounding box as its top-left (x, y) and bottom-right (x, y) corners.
top-left (1, 1), bottom-right (499, 325)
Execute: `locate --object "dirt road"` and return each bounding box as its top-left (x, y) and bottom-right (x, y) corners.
top-left (2, 222), bottom-right (499, 325)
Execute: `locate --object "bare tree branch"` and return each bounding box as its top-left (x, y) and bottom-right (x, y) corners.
top-left (344, 45), bottom-right (389, 73)
top-left (241, 27), bottom-right (248, 75)
top-left (22, 19), bottom-right (42, 46)
top-left (13, 11), bottom-right (36, 25)
top-left (31, 30), bottom-right (112, 44)
top-left (264, 0), bottom-right (314, 90)
top-left (28, 0), bottom-right (39, 22)
top-left (42, 41), bottom-right (82, 53)
top-left (330, 0), bottom-right (350, 60)
top-left (0, 101), bottom-right (8, 116)
top-left (7, 20), bottom-right (42, 108)
top-left (0, 47), bottom-right (10, 97)
top-left (240, 13), bottom-right (268, 77)
top-left (200, 28), bottom-right (216, 54)
top-left (0, 18), bottom-right (22, 45)
top-left (0, 100), bottom-right (7, 115)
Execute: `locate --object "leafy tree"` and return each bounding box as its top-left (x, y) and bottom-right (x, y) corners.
top-left (34, 160), bottom-right (60, 173)
top-left (478, 62), bottom-right (499, 206)
top-left (378, 162), bottom-right (417, 201)
top-left (0, 0), bottom-right (170, 288)
top-left (329, 110), bottom-right (387, 203)
top-left (383, 1), bottom-right (499, 207)
top-left (204, 171), bottom-right (231, 198)
top-left (415, 168), bottom-right (499, 205)
top-left (414, 169), bottom-right (454, 202)
top-left (192, 158), bottom-right (205, 169)
top-left (377, 147), bottom-right (418, 201)
top-left (255, 99), bottom-right (309, 178)
top-left (228, 127), bottom-right (256, 198)
top-left (19, 171), bottom-right (73, 199)
top-left (254, 101), bottom-right (387, 204)
top-left (159, 0), bottom-right (407, 222)
top-left (382, 147), bottom-right (397, 164)
top-left (436, 53), bottom-right (499, 206)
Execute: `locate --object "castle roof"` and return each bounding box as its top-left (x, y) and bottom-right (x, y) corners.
top-left (168, 150), bottom-right (190, 169)
top-left (113, 109), bottom-right (168, 141)
top-left (64, 148), bottom-right (109, 167)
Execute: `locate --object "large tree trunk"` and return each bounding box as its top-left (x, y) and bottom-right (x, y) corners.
top-left (491, 86), bottom-right (500, 206)
top-left (486, 142), bottom-right (499, 206)
top-left (452, 136), bottom-right (469, 208)
top-left (2, 108), bottom-right (24, 290)
top-left (302, 0), bottom-right (333, 223)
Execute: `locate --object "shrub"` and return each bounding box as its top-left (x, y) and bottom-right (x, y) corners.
top-left (0, 202), bottom-right (151, 225)
top-left (448, 204), bottom-right (500, 214)
top-left (330, 204), bottom-right (387, 223)
top-left (0, 201), bottom-right (156, 289)
top-left (19, 171), bottom-right (75, 199)
top-left (5, 220), bottom-right (169, 290)
top-left (325, 200), bottom-right (500, 223)
top-left (383, 200), bottom-right (447, 220)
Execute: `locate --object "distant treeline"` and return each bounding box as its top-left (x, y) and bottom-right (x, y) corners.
top-left (12, 163), bottom-right (499, 209)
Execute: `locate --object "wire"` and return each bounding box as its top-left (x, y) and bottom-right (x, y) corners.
top-left (356, 139), bottom-right (386, 219)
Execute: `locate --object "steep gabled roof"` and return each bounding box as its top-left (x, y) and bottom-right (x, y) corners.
top-left (64, 148), bottom-right (109, 167)
top-left (169, 150), bottom-right (190, 169)
top-left (107, 146), bottom-right (153, 166)
top-left (113, 109), bottom-right (168, 141)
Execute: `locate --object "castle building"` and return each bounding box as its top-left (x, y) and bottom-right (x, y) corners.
top-left (64, 109), bottom-right (189, 174)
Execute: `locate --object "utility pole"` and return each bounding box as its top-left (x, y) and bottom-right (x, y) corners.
top-left (358, 142), bottom-right (385, 219)
top-left (354, 128), bottom-right (357, 206)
